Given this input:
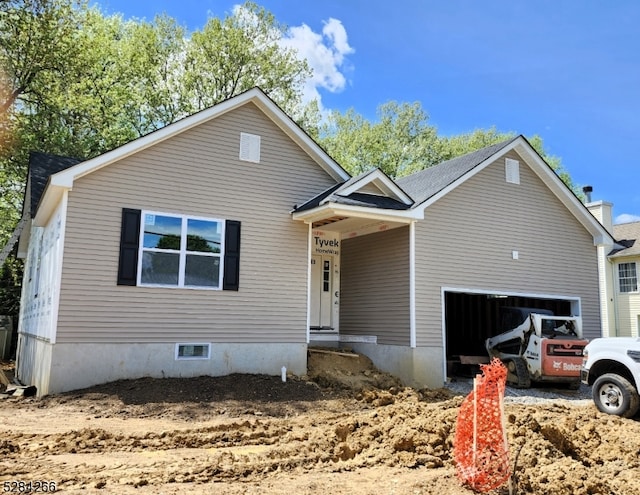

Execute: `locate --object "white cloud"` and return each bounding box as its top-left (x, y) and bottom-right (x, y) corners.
top-left (230, 4), bottom-right (353, 112)
top-left (281, 18), bottom-right (354, 109)
top-left (614, 213), bottom-right (640, 224)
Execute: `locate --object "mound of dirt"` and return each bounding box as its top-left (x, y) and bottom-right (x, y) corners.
top-left (307, 347), bottom-right (403, 391)
top-left (1, 352), bottom-right (639, 495)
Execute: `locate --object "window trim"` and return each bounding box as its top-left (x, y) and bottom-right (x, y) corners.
top-left (618, 261), bottom-right (638, 294)
top-left (117, 208), bottom-right (241, 290)
top-left (138, 210), bottom-right (225, 290)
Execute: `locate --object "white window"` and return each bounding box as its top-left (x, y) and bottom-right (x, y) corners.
top-left (139, 212), bottom-right (224, 289)
top-left (618, 262), bottom-right (638, 293)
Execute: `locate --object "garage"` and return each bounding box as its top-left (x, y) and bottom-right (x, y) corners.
top-left (444, 289), bottom-right (578, 377)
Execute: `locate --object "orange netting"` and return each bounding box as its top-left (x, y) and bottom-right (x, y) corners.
top-left (453, 358), bottom-right (510, 493)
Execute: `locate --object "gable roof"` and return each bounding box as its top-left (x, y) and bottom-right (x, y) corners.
top-left (395, 134), bottom-right (613, 245)
top-left (396, 137), bottom-right (519, 204)
top-left (610, 221), bottom-right (640, 258)
top-left (294, 168), bottom-right (414, 213)
top-left (27, 152), bottom-right (83, 217)
top-left (32, 87), bottom-right (350, 226)
top-left (294, 135), bottom-right (614, 246)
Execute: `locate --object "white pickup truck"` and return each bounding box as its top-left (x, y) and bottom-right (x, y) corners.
top-left (581, 337), bottom-right (640, 418)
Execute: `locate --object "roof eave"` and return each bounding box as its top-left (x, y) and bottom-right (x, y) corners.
top-left (336, 168), bottom-right (414, 205)
top-left (292, 202), bottom-right (423, 224)
top-left (40, 88), bottom-right (350, 217)
top-left (513, 141), bottom-right (615, 246)
top-left (413, 135), bottom-right (614, 246)
top-left (33, 183), bottom-right (67, 226)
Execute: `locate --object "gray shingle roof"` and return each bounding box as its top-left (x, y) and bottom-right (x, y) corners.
top-left (294, 184), bottom-right (411, 211)
top-left (396, 136), bottom-right (520, 205)
top-left (28, 152), bottom-right (83, 216)
top-left (610, 221), bottom-right (640, 258)
top-left (296, 138), bottom-right (522, 214)
top-left (294, 168), bottom-right (413, 212)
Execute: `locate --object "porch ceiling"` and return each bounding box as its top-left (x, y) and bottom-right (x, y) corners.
top-left (293, 201), bottom-right (418, 237)
top-left (311, 214), bottom-right (408, 237)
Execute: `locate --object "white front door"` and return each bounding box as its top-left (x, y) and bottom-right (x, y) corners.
top-left (310, 255), bottom-right (333, 329)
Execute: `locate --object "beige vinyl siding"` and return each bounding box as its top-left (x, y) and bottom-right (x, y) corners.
top-left (358, 183), bottom-right (384, 195)
top-left (56, 103), bottom-right (337, 344)
top-left (340, 226), bottom-right (410, 344)
top-left (414, 151), bottom-right (601, 347)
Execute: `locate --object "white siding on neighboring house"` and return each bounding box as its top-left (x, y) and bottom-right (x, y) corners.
top-left (613, 259), bottom-right (640, 337)
top-left (414, 151), bottom-right (601, 347)
top-left (55, 102), bottom-right (337, 345)
top-left (616, 295), bottom-right (640, 337)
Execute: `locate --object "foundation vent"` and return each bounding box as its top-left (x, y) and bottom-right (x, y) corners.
top-left (175, 343), bottom-right (211, 360)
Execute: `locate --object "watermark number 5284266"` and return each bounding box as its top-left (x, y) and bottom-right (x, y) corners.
top-left (3, 481), bottom-right (57, 493)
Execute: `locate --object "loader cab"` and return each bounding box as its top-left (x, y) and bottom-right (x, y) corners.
top-left (499, 307), bottom-right (554, 333)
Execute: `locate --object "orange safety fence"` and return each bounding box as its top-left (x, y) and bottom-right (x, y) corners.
top-left (453, 358), bottom-right (510, 493)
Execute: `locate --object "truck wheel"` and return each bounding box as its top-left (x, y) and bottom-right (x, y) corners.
top-left (592, 373), bottom-right (640, 418)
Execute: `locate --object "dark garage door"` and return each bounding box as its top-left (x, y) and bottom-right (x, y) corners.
top-left (444, 291), bottom-right (572, 374)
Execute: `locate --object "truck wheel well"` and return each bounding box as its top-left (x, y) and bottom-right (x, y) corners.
top-left (589, 360), bottom-right (636, 388)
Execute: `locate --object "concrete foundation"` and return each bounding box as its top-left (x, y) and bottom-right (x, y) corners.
top-left (17, 337), bottom-right (308, 396)
top-left (348, 343), bottom-right (446, 389)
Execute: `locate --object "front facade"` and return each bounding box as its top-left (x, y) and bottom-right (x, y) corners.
top-left (15, 88), bottom-right (613, 395)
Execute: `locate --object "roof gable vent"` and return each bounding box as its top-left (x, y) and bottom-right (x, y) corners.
top-left (239, 132), bottom-right (261, 163)
top-left (505, 158), bottom-right (520, 184)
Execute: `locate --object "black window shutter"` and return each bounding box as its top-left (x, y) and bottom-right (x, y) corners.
top-left (117, 208), bottom-right (141, 286)
top-left (223, 220), bottom-right (241, 291)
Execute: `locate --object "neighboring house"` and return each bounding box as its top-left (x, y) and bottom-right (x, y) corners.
top-left (587, 200), bottom-right (640, 338)
top-left (14, 87), bottom-right (613, 396)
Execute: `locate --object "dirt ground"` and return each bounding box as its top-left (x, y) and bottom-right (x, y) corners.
top-left (1, 350), bottom-right (640, 495)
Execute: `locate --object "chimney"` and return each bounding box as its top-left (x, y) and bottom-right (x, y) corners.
top-left (583, 185), bottom-right (593, 204)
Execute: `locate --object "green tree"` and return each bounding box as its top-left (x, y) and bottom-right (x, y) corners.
top-left (0, 0), bottom-right (84, 246)
top-left (319, 101), bottom-right (443, 178)
top-left (439, 127), bottom-right (515, 160)
top-left (0, 0), bottom-right (316, 319)
top-left (183, 2), bottom-right (310, 119)
top-left (0, 0), bottom-right (315, 241)
top-left (319, 105), bottom-right (581, 196)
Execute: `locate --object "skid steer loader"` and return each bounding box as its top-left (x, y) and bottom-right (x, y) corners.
top-left (485, 307), bottom-right (587, 388)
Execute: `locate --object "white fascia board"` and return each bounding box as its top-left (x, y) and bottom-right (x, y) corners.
top-left (415, 140), bottom-right (521, 212)
top-left (292, 202), bottom-right (422, 224)
top-left (33, 185), bottom-right (67, 227)
top-left (41, 88), bottom-right (348, 222)
top-left (512, 141), bottom-right (615, 246)
top-left (416, 135), bottom-right (614, 247)
top-left (251, 97), bottom-right (350, 183)
top-left (337, 169), bottom-right (413, 204)
top-left (51, 90), bottom-right (263, 187)
top-left (16, 217), bottom-right (32, 258)
top-left (52, 88), bottom-right (348, 185)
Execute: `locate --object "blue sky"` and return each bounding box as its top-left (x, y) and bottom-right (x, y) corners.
top-left (96, 0), bottom-right (640, 224)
